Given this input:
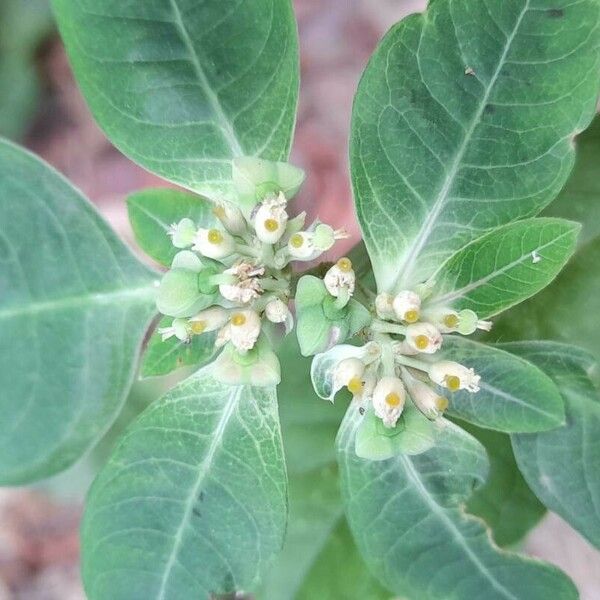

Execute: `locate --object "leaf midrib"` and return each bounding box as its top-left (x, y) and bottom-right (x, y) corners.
top-left (0, 283), bottom-right (158, 320)
top-left (156, 385), bottom-right (242, 599)
top-left (168, 0), bottom-right (244, 157)
top-left (396, 0), bottom-right (531, 289)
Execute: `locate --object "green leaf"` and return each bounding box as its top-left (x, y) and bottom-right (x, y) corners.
top-left (460, 421), bottom-right (546, 547)
top-left (506, 341), bottom-right (600, 550)
top-left (53, 0), bottom-right (300, 201)
top-left (82, 369), bottom-right (287, 599)
top-left (140, 317), bottom-right (217, 378)
top-left (442, 337), bottom-right (565, 433)
top-left (544, 115), bottom-right (600, 246)
top-left (492, 235), bottom-right (600, 361)
top-left (0, 139), bottom-right (158, 484)
top-left (337, 404), bottom-right (578, 600)
top-left (127, 188), bottom-right (216, 267)
top-left (428, 218), bottom-right (579, 318)
top-left (350, 0), bottom-right (600, 292)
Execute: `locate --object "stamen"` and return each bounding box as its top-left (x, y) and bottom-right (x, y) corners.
top-left (190, 321), bottom-right (206, 335)
top-left (445, 375), bottom-right (461, 391)
top-left (385, 392), bottom-right (401, 407)
top-left (264, 218), bottom-right (279, 232)
top-left (207, 229), bottom-right (223, 245)
top-left (231, 313), bottom-right (247, 327)
top-left (404, 309), bottom-right (419, 323)
top-left (443, 313), bottom-right (459, 328)
top-left (415, 335), bottom-right (429, 350)
top-left (290, 233), bottom-right (304, 248)
top-left (347, 377), bottom-right (364, 395)
top-left (337, 257), bottom-right (352, 272)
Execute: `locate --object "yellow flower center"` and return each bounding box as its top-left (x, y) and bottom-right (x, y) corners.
top-left (207, 229), bottom-right (223, 244)
top-left (337, 257), bottom-right (353, 272)
top-left (290, 233), bottom-right (304, 248)
top-left (385, 392), bottom-right (402, 407)
top-left (435, 396), bottom-right (449, 411)
top-left (443, 313), bottom-right (459, 328)
top-left (404, 309), bottom-right (419, 323)
top-left (445, 375), bottom-right (461, 391)
top-left (231, 313), bottom-right (247, 327)
top-left (264, 218), bottom-right (279, 232)
top-left (414, 335), bottom-right (429, 350)
top-left (347, 377), bottom-right (364, 395)
top-left (190, 321), bottom-right (206, 335)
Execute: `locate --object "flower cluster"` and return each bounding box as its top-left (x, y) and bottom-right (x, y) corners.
top-left (155, 157), bottom-right (347, 386)
top-left (314, 284), bottom-right (492, 430)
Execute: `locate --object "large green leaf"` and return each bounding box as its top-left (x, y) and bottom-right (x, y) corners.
top-left (127, 188), bottom-right (217, 267)
top-left (428, 218), bottom-right (579, 318)
top-left (461, 422), bottom-right (546, 547)
top-left (507, 341), bottom-right (600, 550)
top-left (350, 0), bottom-right (600, 292)
top-left (337, 404), bottom-right (578, 599)
top-left (53, 0), bottom-right (300, 201)
top-left (493, 235), bottom-right (600, 361)
top-left (82, 369), bottom-right (287, 599)
top-left (0, 139), bottom-right (158, 484)
top-left (441, 338), bottom-right (565, 433)
top-left (544, 115), bottom-right (600, 245)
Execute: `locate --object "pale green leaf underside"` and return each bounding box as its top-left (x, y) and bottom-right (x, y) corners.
top-left (337, 404), bottom-right (578, 599)
top-left (461, 421), bottom-right (545, 547)
top-left (351, 0), bottom-right (600, 292)
top-left (52, 0), bottom-right (299, 201)
top-left (507, 341), bottom-right (600, 550)
top-left (127, 188), bottom-right (217, 267)
top-left (0, 138), bottom-right (158, 484)
top-left (82, 369), bottom-right (287, 599)
top-left (429, 218), bottom-right (579, 318)
top-left (442, 338), bottom-right (565, 432)
top-left (140, 317), bottom-right (217, 378)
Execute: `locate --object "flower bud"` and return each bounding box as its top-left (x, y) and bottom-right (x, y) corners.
top-left (393, 290), bottom-right (421, 323)
top-left (213, 203), bottom-right (247, 235)
top-left (333, 357), bottom-right (366, 396)
top-left (375, 292), bottom-right (395, 319)
top-left (168, 218), bottom-right (197, 248)
top-left (405, 377), bottom-right (448, 419)
top-left (253, 193), bottom-right (288, 244)
top-left (265, 298), bottom-right (290, 324)
top-left (429, 361), bottom-right (481, 393)
top-left (288, 231), bottom-right (315, 259)
top-left (228, 309), bottom-right (262, 351)
top-left (158, 318), bottom-right (191, 342)
top-left (193, 228), bottom-right (236, 260)
top-left (189, 306), bottom-right (228, 335)
top-left (323, 258), bottom-right (355, 298)
top-left (405, 322), bottom-right (442, 354)
top-left (372, 376), bottom-right (406, 428)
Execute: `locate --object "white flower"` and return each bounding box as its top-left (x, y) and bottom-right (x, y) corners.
top-left (372, 376), bottom-right (406, 428)
top-left (393, 290), bottom-right (421, 323)
top-left (193, 228), bottom-right (236, 260)
top-left (333, 357), bottom-right (366, 395)
top-left (189, 307), bottom-right (228, 334)
top-left (405, 322), bottom-right (443, 354)
top-left (158, 318), bottom-right (191, 342)
top-left (219, 262), bottom-right (264, 304)
top-left (404, 374), bottom-right (448, 419)
top-left (288, 231), bottom-right (316, 259)
top-left (213, 203), bottom-right (247, 235)
top-left (428, 308), bottom-right (492, 335)
top-left (228, 309), bottom-right (262, 351)
top-left (429, 361), bottom-right (481, 393)
top-left (375, 292), bottom-right (395, 319)
top-left (323, 258), bottom-right (355, 298)
top-left (168, 218), bottom-right (197, 249)
top-left (265, 298), bottom-right (290, 323)
top-left (254, 193), bottom-right (288, 244)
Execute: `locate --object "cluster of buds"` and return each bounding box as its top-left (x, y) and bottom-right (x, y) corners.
top-left (314, 286), bottom-right (491, 430)
top-left (155, 157), bottom-right (347, 386)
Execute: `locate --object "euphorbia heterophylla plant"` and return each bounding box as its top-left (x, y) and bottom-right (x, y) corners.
top-left (0, 0), bottom-right (599, 598)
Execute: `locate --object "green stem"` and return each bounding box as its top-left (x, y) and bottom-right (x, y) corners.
top-left (395, 353), bottom-right (430, 373)
top-left (371, 319), bottom-right (406, 335)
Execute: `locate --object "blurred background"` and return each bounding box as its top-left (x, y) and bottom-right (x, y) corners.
top-left (1, 0), bottom-right (599, 598)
